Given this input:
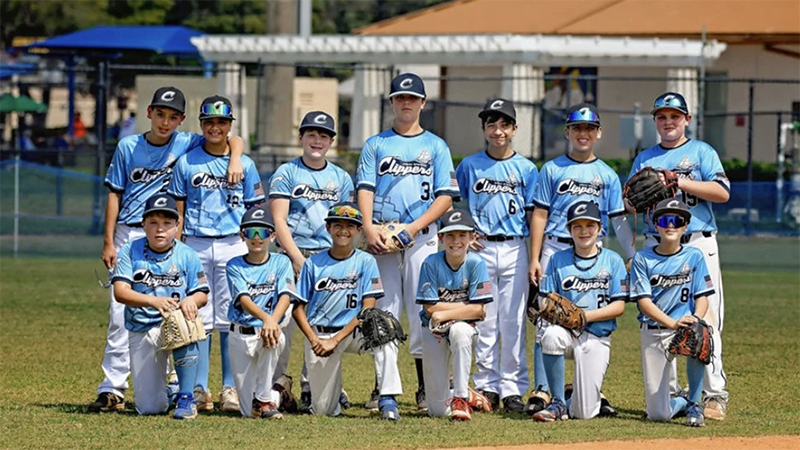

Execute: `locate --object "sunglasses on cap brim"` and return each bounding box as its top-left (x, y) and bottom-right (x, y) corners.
top-left (200, 102), bottom-right (233, 117)
top-left (566, 109), bottom-right (600, 125)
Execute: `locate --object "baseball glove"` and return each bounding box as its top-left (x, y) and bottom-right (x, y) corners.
top-left (623, 167), bottom-right (679, 212)
top-left (537, 292), bottom-right (587, 332)
top-left (363, 222), bottom-right (415, 253)
top-left (526, 282), bottom-right (540, 324)
top-left (160, 308), bottom-right (207, 351)
top-left (357, 307), bottom-right (407, 351)
top-left (429, 319), bottom-right (456, 339)
top-left (667, 318), bottom-right (714, 365)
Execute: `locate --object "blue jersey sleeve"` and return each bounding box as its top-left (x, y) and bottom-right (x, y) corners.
top-left (167, 157), bottom-right (188, 199)
top-left (628, 154), bottom-right (644, 179)
top-left (416, 258), bottom-right (439, 304)
top-left (608, 254), bottom-right (629, 301)
top-left (339, 171), bottom-right (355, 203)
top-left (104, 145), bottom-right (128, 193)
top-left (468, 258), bottom-right (492, 303)
top-left (361, 256), bottom-right (385, 300)
top-left (691, 253), bottom-right (715, 300)
top-left (607, 174), bottom-right (626, 217)
top-left (268, 166), bottom-right (292, 199)
top-left (629, 252), bottom-right (652, 301)
top-left (110, 243), bottom-right (134, 284)
top-left (700, 146), bottom-right (730, 193)
top-left (184, 251), bottom-right (209, 296)
top-left (532, 164), bottom-right (553, 210)
top-left (433, 141), bottom-right (459, 198)
top-left (524, 164), bottom-right (538, 211)
top-left (295, 261), bottom-right (313, 304)
top-left (455, 162), bottom-right (470, 202)
top-left (226, 262), bottom-right (250, 303)
top-left (243, 161), bottom-right (265, 204)
top-left (356, 140), bottom-right (377, 191)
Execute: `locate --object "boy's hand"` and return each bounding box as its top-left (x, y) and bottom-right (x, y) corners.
top-left (529, 260), bottom-right (543, 285)
top-left (180, 298), bottom-right (198, 321)
top-left (260, 316), bottom-right (282, 348)
top-left (430, 311), bottom-right (444, 328)
top-left (151, 296), bottom-right (179, 315)
top-left (469, 235), bottom-right (485, 252)
top-left (674, 314), bottom-right (699, 329)
top-left (364, 225), bottom-right (389, 255)
top-left (101, 243), bottom-right (117, 269)
top-left (292, 256), bottom-right (306, 277)
top-left (314, 337), bottom-right (338, 357)
top-left (226, 158), bottom-right (243, 184)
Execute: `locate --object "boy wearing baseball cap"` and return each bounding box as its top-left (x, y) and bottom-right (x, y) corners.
top-left (532, 201), bottom-right (627, 423)
top-left (168, 95), bottom-right (265, 414)
top-left (225, 206), bottom-right (300, 419)
top-left (630, 199), bottom-right (713, 427)
top-left (416, 210), bottom-right (494, 421)
top-left (292, 203), bottom-right (403, 420)
top-left (91, 86), bottom-right (245, 413)
top-left (110, 193), bottom-right (209, 420)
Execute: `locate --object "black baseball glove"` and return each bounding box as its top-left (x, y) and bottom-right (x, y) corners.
top-left (623, 167), bottom-right (679, 212)
top-left (667, 318), bottom-right (714, 365)
top-left (357, 307), bottom-right (407, 351)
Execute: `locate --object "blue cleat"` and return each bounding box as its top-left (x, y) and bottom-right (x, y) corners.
top-left (173, 393), bottom-right (198, 420)
top-left (533, 397), bottom-right (568, 422)
top-left (379, 396), bottom-right (400, 421)
top-left (685, 402), bottom-right (705, 427)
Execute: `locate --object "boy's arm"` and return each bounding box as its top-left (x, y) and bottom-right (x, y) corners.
top-left (694, 295), bottom-right (709, 320)
top-left (225, 136), bottom-right (245, 184)
top-left (678, 178), bottom-right (730, 203)
top-left (611, 215), bottom-right (636, 260)
top-left (271, 198), bottom-right (305, 275)
top-left (528, 208), bottom-right (548, 284)
top-left (321, 296), bottom-right (377, 355)
top-left (585, 300), bottom-right (625, 323)
top-left (292, 303), bottom-right (321, 348)
top-left (426, 302), bottom-right (485, 326)
top-left (113, 281), bottom-right (178, 313)
top-left (358, 189), bottom-right (388, 254)
top-left (101, 191), bottom-right (122, 269)
top-left (176, 200), bottom-right (186, 240)
top-left (409, 195), bottom-right (453, 238)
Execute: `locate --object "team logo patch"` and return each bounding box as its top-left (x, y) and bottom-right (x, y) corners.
top-left (161, 91), bottom-right (176, 102)
top-left (377, 154), bottom-right (432, 177)
top-left (291, 184), bottom-right (339, 202)
top-left (472, 177), bottom-right (519, 195)
top-left (191, 172), bottom-right (239, 190)
top-left (671, 157), bottom-right (697, 179)
top-left (248, 278), bottom-right (277, 297)
top-left (315, 269), bottom-right (359, 292)
top-left (556, 175), bottom-right (603, 197)
top-left (132, 268), bottom-right (183, 288)
top-left (561, 273), bottom-right (610, 292)
top-left (490, 100), bottom-right (504, 110)
top-left (437, 286), bottom-right (469, 302)
top-left (129, 167), bottom-right (171, 184)
top-left (399, 78), bottom-right (414, 89)
top-left (650, 262), bottom-right (692, 289)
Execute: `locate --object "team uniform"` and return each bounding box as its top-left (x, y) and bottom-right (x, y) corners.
top-left (629, 139), bottom-right (730, 403)
top-left (295, 249), bottom-right (403, 416)
top-left (356, 129), bottom-right (460, 359)
top-left (630, 245), bottom-right (714, 421)
top-left (416, 251), bottom-right (492, 417)
top-left (111, 238), bottom-right (209, 415)
top-left (226, 252), bottom-right (299, 417)
top-left (455, 151), bottom-right (537, 400)
top-left (99, 131), bottom-right (204, 399)
top-left (538, 248), bottom-right (628, 419)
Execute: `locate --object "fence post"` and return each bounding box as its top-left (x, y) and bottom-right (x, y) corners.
top-left (745, 79), bottom-right (754, 235)
top-left (13, 153), bottom-right (20, 258)
top-left (91, 61), bottom-right (108, 235)
top-left (776, 113), bottom-right (784, 223)
top-left (56, 168), bottom-right (63, 216)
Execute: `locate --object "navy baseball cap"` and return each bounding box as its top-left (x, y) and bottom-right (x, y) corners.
top-left (651, 92), bottom-right (690, 116)
top-left (299, 111), bottom-right (337, 137)
top-left (143, 193), bottom-right (179, 219)
top-left (479, 98), bottom-right (517, 122)
top-left (389, 73), bottom-right (426, 99)
top-left (565, 103), bottom-right (601, 127)
top-left (566, 201), bottom-right (602, 227)
top-left (438, 210), bottom-right (475, 234)
top-left (149, 86), bottom-right (186, 114)
top-left (653, 198), bottom-right (692, 221)
top-left (240, 205), bottom-right (274, 230)
top-left (199, 95), bottom-right (235, 121)
top-left (325, 202), bottom-right (363, 226)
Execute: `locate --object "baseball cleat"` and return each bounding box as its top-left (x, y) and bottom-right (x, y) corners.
top-left (299, 390), bottom-right (313, 414)
top-left (219, 387), bottom-right (240, 413)
top-left (447, 397), bottom-right (472, 421)
top-left (173, 393), bottom-right (198, 420)
top-left (379, 396), bottom-right (400, 421)
top-left (252, 398), bottom-right (283, 420)
top-left (339, 389), bottom-right (351, 410)
top-left (533, 398), bottom-right (569, 422)
top-left (685, 401), bottom-right (705, 427)
top-left (273, 375), bottom-right (298, 414)
top-left (479, 390), bottom-right (501, 412)
top-left (365, 388), bottom-right (380, 411)
top-left (524, 385), bottom-right (551, 416)
top-left (193, 387), bottom-right (215, 412)
top-left (467, 387), bottom-right (492, 413)
top-left (703, 397), bottom-right (727, 421)
top-left (88, 392), bottom-right (125, 413)
top-left (415, 388), bottom-right (428, 412)
top-left (167, 371), bottom-right (180, 406)
top-left (502, 395), bottom-right (525, 413)
top-left (599, 392), bottom-right (618, 417)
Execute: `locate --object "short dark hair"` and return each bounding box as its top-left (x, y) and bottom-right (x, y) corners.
top-left (142, 210), bottom-right (178, 221)
top-left (481, 112), bottom-right (516, 127)
top-left (299, 127), bottom-right (335, 139)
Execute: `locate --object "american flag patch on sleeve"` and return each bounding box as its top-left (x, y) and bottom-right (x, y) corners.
top-left (476, 281), bottom-right (492, 296)
top-left (286, 278), bottom-right (297, 292)
top-left (254, 182), bottom-right (265, 196)
top-left (450, 171), bottom-right (458, 187)
top-left (197, 271), bottom-right (207, 285)
top-left (621, 279), bottom-right (629, 293)
top-left (371, 277), bottom-right (383, 290)
top-left (704, 274), bottom-right (713, 288)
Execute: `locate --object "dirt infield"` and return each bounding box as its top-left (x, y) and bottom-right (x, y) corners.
top-left (443, 435), bottom-right (799, 450)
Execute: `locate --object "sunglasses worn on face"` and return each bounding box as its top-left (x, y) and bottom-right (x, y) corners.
top-left (656, 215), bottom-right (687, 228)
top-left (567, 109), bottom-right (600, 124)
top-left (200, 102), bottom-right (232, 117)
top-left (243, 227), bottom-right (271, 240)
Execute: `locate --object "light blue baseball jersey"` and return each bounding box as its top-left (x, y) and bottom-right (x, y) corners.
top-left (416, 251), bottom-right (493, 326)
top-left (456, 151), bottom-right (539, 237)
top-left (356, 129), bottom-right (460, 223)
top-left (540, 248), bottom-right (628, 337)
top-left (533, 155), bottom-right (626, 239)
top-left (111, 238), bottom-right (209, 333)
top-left (630, 246), bottom-right (715, 327)
top-left (629, 139), bottom-right (730, 235)
top-left (268, 158), bottom-right (354, 249)
top-left (226, 253), bottom-right (299, 328)
top-left (104, 132), bottom-right (204, 225)
top-left (296, 250), bottom-right (384, 328)
top-left (168, 147), bottom-right (265, 237)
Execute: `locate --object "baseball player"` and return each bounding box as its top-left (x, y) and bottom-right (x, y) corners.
top-left (532, 201), bottom-right (627, 422)
top-left (356, 72), bottom-right (459, 411)
top-left (292, 203), bottom-right (403, 420)
top-left (226, 206), bottom-right (299, 419)
top-left (168, 95), bottom-right (265, 414)
top-left (90, 86), bottom-right (244, 413)
top-left (110, 193), bottom-right (209, 420)
top-left (416, 210), bottom-right (493, 421)
top-left (628, 92), bottom-right (730, 420)
top-left (269, 111), bottom-right (354, 412)
top-left (455, 98), bottom-right (538, 413)
top-left (526, 103), bottom-right (634, 416)
top-left (630, 199), bottom-right (712, 427)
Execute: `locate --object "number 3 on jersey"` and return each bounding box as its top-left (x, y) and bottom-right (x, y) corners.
top-left (420, 181), bottom-right (431, 201)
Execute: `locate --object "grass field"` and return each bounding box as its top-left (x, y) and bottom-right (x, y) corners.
top-left (1, 238), bottom-right (799, 450)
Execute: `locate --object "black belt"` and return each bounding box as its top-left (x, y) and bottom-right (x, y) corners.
top-left (230, 323), bottom-right (256, 335)
top-left (124, 222), bottom-right (143, 228)
top-left (641, 323), bottom-right (671, 331)
top-left (485, 235), bottom-right (523, 242)
top-left (315, 325), bottom-right (343, 333)
top-left (546, 235), bottom-right (573, 245)
top-left (651, 231), bottom-right (713, 244)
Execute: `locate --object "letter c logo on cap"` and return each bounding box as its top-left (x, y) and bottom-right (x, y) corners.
top-left (252, 209), bottom-right (266, 219)
top-left (161, 91), bottom-right (176, 102)
top-left (154, 197), bottom-right (168, 207)
top-left (314, 114), bottom-right (328, 124)
top-left (667, 200), bottom-right (680, 208)
top-left (490, 100), bottom-right (504, 110)
top-left (399, 78), bottom-right (414, 89)
top-left (574, 204), bottom-right (588, 215)
top-left (449, 212), bottom-right (462, 223)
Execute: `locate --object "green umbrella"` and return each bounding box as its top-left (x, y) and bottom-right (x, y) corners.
top-left (0, 93), bottom-right (47, 113)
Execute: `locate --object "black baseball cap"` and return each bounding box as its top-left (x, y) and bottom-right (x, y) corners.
top-left (565, 103), bottom-right (601, 127)
top-left (389, 73), bottom-right (426, 99)
top-left (299, 111), bottom-right (336, 137)
top-left (149, 86), bottom-right (186, 114)
top-left (478, 98), bottom-right (517, 122)
top-left (240, 205), bottom-right (274, 230)
top-left (198, 95), bottom-right (235, 121)
top-left (438, 210), bottom-right (475, 234)
top-left (143, 193), bottom-right (179, 219)
top-left (651, 92), bottom-right (690, 116)
top-left (325, 202), bottom-right (363, 226)
top-left (653, 198), bottom-right (692, 221)
top-left (566, 201), bottom-right (602, 227)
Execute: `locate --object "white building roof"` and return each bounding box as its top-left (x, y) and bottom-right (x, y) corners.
top-left (191, 34), bottom-right (726, 67)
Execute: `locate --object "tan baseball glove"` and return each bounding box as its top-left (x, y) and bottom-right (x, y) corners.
top-left (538, 292), bottom-right (587, 332)
top-left (358, 222), bottom-right (415, 253)
top-left (160, 308), bottom-right (207, 351)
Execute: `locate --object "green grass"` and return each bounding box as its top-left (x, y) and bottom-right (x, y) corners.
top-left (1, 241), bottom-right (799, 449)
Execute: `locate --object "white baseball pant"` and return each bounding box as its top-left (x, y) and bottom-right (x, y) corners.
top-left (375, 226), bottom-right (438, 358)
top-left (305, 328), bottom-right (403, 416)
top-left (422, 321), bottom-right (478, 418)
top-left (228, 324), bottom-right (286, 418)
top-left (97, 224), bottom-right (145, 397)
top-left (473, 238), bottom-right (530, 398)
top-left (185, 235), bottom-right (247, 332)
top-left (540, 325), bottom-right (611, 420)
top-left (128, 326), bottom-right (171, 415)
top-left (645, 232), bottom-right (727, 401)
top-left (639, 325), bottom-right (687, 421)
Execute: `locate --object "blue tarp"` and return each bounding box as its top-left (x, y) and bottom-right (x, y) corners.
top-left (0, 62), bottom-right (37, 80)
